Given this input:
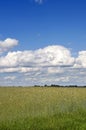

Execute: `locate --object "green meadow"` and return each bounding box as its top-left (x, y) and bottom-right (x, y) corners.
top-left (0, 87), bottom-right (86, 130)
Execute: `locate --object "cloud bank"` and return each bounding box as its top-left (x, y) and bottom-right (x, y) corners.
top-left (0, 38), bottom-right (86, 86)
top-left (0, 45), bottom-right (74, 68)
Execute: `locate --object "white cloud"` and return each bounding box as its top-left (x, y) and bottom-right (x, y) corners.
top-left (4, 76), bottom-right (16, 80)
top-left (47, 67), bottom-right (64, 74)
top-left (0, 45), bottom-right (74, 68)
top-left (0, 68), bottom-right (19, 73)
top-left (35, 45), bottom-right (75, 67)
top-left (0, 39), bottom-right (86, 86)
top-left (74, 51), bottom-right (86, 68)
top-left (0, 38), bottom-right (18, 54)
top-left (0, 67), bottom-right (39, 73)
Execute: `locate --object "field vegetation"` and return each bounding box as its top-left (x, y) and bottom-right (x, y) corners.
top-left (0, 87), bottom-right (86, 130)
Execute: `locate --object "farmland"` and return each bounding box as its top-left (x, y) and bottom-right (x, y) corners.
top-left (0, 87), bottom-right (86, 130)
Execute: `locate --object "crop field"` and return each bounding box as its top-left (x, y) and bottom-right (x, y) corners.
top-left (0, 87), bottom-right (86, 130)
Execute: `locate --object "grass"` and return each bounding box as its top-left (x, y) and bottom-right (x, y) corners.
top-left (0, 87), bottom-right (86, 130)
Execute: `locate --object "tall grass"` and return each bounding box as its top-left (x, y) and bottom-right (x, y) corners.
top-left (0, 87), bottom-right (86, 130)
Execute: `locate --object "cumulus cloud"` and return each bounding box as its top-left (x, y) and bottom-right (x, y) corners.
top-left (74, 51), bottom-right (86, 68)
top-left (0, 39), bottom-right (86, 86)
top-left (0, 45), bottom-right (74, 68)
top-left (0, 38), bottom-right (18, 54)
top-left (35, 45), bottom-right (75, 67)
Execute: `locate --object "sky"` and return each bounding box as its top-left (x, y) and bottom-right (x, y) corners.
top-left (0, 0), bottom-right (86, 86)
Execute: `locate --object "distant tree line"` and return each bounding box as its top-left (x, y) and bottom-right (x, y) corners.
top-left (34, 84), bottom-right (86, 88)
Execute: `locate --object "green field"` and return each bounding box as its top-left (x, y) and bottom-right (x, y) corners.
top-left (0, 87), bottom-right (86, 130)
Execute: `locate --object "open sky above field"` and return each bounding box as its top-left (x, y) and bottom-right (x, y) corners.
top-left (0, 0), bottom-right (86, 86)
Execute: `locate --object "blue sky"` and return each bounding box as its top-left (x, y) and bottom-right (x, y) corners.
top-left (0, 0), bottom-right (86, 86)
